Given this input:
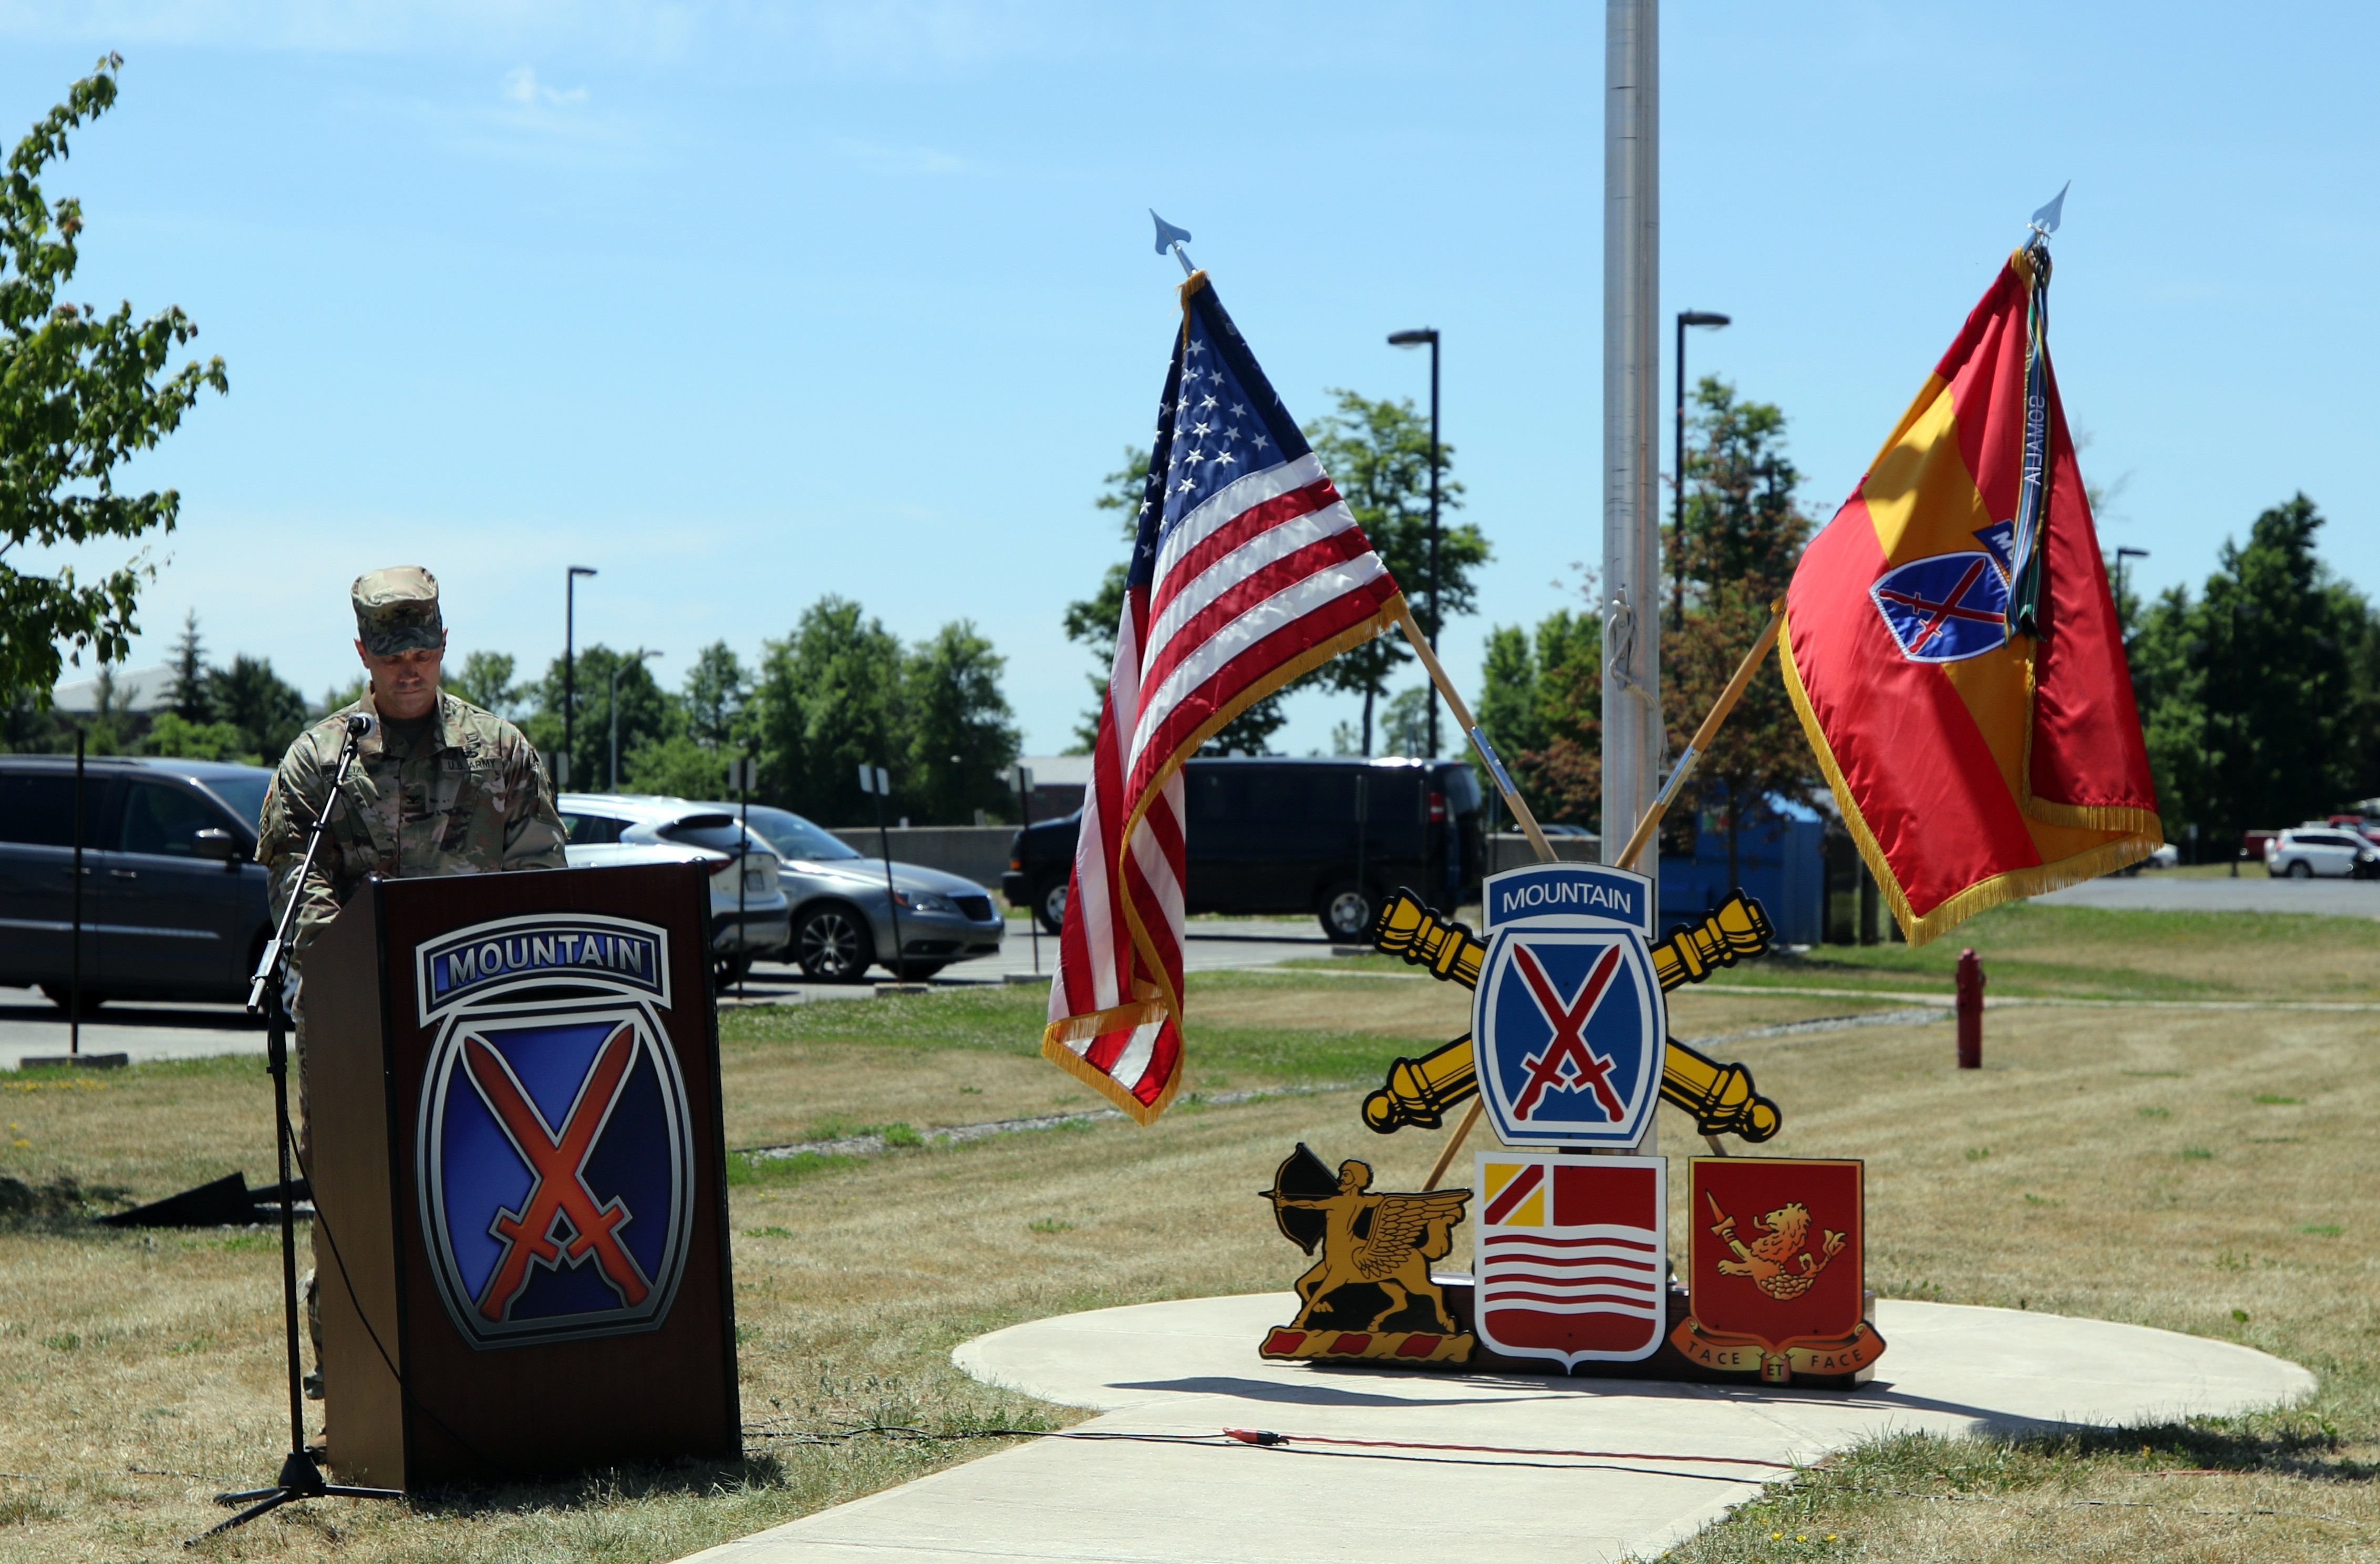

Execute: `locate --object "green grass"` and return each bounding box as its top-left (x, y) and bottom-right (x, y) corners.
top-left (722, 978), bottom-right (1406, 1088)
top-left (1701, 903), bottom-right (2380, 1001)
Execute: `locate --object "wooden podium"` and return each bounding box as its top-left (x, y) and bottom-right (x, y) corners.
top-left (303, 863), bottom-right (739, 1488)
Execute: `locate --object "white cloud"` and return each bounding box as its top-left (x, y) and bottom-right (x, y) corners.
top-left (501, 64), bottom-right (588, 107)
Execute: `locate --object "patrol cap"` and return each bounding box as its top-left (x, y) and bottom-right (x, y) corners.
top-left (352, 565), bottom-right (445, 656)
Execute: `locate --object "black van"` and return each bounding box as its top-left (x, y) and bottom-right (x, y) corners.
top-left (1002, 756), bottom-right (1485, 941)
top-left (0, 755), bottom-right (274, 1008)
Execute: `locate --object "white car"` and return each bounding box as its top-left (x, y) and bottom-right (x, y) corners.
top-left (2264, 826), bottom-right (2380, 880)
top-left (557, 794), bottom-right (792, 982)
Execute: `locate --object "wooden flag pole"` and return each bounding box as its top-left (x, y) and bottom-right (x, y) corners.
top-left (1392, 600), bottom-right (1557, 864)
top-left (1612, 601), bottom-right (1784, 872)
top-left (1412, 600), bottom-right (1785, 1192)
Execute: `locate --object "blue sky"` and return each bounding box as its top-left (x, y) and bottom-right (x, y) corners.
top-left (8, 2), bottom-right (2376, 757)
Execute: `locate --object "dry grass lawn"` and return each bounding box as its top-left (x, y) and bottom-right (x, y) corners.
top-left (0, 915), bottom-right (2373, 1561)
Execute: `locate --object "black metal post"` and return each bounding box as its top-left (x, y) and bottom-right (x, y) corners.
top-left (1673, 311), bottom-right (1731, 631)
top-left (70, 727), bottom-right (84, 1056)
top-left (1389, 328), bottom-right (1443, 756)
top-left (737, 758), bottom-right (749, 1001)
top-left (564, 565), bottom-right (596, 791)
top-left (870, 769), bottom-right (906, 981)
top-left (1353, 771), bottom-right (1369, 926)
top-left (1013, 766), bottom-right (1038, 975)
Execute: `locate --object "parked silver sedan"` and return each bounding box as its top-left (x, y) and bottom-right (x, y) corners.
top-left (697, 802), bottom-right (1004, 982)
top-left (556, 794), bottom-right (792, 983)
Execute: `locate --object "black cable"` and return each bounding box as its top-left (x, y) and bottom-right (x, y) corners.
top-left (288, 1117), bottom-right (529, 1482)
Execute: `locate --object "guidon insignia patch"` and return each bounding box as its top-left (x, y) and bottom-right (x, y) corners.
top-left (1473, 863), bottom-right (1662, 1148)
top-left (415, 914), bottom-right (697, 1351)
top-left (1867, 519), bottom-right (2020, 664)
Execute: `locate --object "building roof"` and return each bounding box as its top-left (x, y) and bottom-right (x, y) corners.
top-left (50, 664), bottom-right (178, 714)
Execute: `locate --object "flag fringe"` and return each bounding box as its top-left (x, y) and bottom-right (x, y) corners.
top-left (1779, 608), bottom-right (2159, 947)
top-left (1039, 1009), bottom-right (1179, 1127)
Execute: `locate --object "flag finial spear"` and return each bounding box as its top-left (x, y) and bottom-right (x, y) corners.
top-left (1150, 209), bottom-right (1196, 277)
top-left (2027, 181), bottom-right (2069, 249)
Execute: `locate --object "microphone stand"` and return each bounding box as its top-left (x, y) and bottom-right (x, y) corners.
top-left (191, 714), bottom-right (404, 1545)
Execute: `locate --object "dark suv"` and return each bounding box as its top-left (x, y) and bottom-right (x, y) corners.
top-left (1002, 756), bottom-right (1485, 941)
top-left (0, 755), bottom-right (274, 1008)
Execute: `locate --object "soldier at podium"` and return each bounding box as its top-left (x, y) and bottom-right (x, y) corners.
top-left (256, 565), bottom-right (568, 1405)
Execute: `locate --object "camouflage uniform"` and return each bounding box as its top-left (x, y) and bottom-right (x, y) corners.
top-left (258, 688), bottom-right (569, 959)
top-left (257, 565), bottom-right (566, 1404)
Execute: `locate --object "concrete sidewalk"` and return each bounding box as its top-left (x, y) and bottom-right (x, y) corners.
top-left (686, 1293), bottom-right (2311, 1564)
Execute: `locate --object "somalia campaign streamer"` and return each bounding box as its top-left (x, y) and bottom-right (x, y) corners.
top-left (1044, 273), bottom-right (1408, 1123)
top-left (1781, 243), bottom-right (2160, 944)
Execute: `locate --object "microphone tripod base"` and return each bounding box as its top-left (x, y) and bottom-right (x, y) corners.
top-left (189, 1450), bottom-right (403, 1546)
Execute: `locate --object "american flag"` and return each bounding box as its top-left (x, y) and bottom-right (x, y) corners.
top-left (1042, 274), bottom-right (1406, 1123)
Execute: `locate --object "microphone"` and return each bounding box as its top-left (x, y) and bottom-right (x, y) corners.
top-left (344, 712), bottom-right (378, 740)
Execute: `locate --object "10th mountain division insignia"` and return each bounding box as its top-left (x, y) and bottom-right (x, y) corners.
top-left (1474, 863), bottom-right (1662, 1148)
top-left (415, 914), bottom-right (697, 1350)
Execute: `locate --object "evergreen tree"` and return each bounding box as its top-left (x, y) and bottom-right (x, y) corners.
top-left (167, 610), bottom-right (211, 721)
top-left (210, 655), bottom-right (308, 763)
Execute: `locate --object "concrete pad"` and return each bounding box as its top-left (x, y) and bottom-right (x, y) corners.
top-left (688, 1293), bottom-right (2310, 1564)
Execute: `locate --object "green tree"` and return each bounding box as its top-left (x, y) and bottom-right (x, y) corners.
top-left (2133, 495), bottom-right (2375, 852)
top-left (1473, 608), bottom-right (1602, 826)
top-left (1664, 377), bottom-right (1818, 886)
top-left (210, 654), bottom-right (307, 763)
top-left (165, 610), bottom-right (211, 721)
top-left (753, 596), bottom-right (908, 823)
top-left (450, 650), bottom-right (521, 716)
top-left (624, 734), bottom-right (732, 800)
top-left (905, 621), bottom-right (1021, 824)
top-left (1305, 390), bottom-right (1489, 754)
top-left (527, 645), bottom-right (669, 794)
top-left (1, 57), bottom-right (229, 706)
top-left (1377, 687), bottom-right (1432, 758)
top-left (144, 709), bottom-right (247, 761)
top-left (1062, 448), bottom-right (1290, 755)
top-left (681, 641), bottom-right (750, 752)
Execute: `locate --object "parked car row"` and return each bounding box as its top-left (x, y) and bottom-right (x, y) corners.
top-left (556, 794), bottom-right (1005, 982)
top-left (1003, 755), bottom-right (1488, 941)
top-left (0, 750), bottom-right (1007, 1010)
top-left (2264, 824), bottom-right (2380, 879)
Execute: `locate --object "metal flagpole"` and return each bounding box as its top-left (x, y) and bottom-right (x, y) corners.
top-left (1602, 0), bottom-right (1661, 1162)
top-left (1603, 0), bottom-right (1662, 882)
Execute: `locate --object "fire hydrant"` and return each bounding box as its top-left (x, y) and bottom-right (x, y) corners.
top-left (1955, 947), bottom-right (1984, 1068)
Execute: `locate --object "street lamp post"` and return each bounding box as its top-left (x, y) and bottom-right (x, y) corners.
top-left (1672, 310), bottom-right (1729, 630)
top-left (609, 649), bottom-right (662, 792)
top-left (2114, 547), bottom-right (2149, 640)
top-left (1388, 327), bottom-right (1442, 756)
top-left (563, 565), bottom-right (597, 789)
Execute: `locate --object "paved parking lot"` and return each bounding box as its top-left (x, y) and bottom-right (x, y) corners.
top-left (2032, 873), bottom-right (2380, 917)
top-left (0, 919), bottom-right (1335, 1071)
